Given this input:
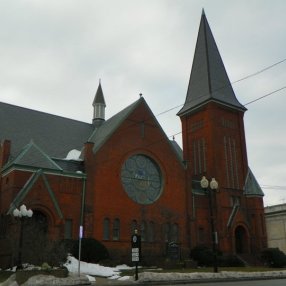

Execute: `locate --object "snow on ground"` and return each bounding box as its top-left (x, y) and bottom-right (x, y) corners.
top-left (64, 256), bottom-right (133, 280)
top-left (4, 256), bottom-right (286, 284)
top-left (64, 256), bottom-right (286, 283)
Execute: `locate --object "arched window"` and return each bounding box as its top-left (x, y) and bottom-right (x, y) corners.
top-left (198, 226), bottom-right (204, 243)
top-left (64, 219), bottom-right (73, 239)
top-left (164, 223), bottom-right (171, 242)
top-left (171, 223), bottom-right (179, 242)
top-left (148, 221), bottom-right (155, 242)
top-left (103, 218), bottom-right (110, 240)
top-left (113, 218), bottom-right (120, 241)
top-left (141, 221), bottom-right (147, 242)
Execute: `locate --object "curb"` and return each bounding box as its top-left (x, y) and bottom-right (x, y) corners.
top-left (98, 275), bottom-right (286, 286)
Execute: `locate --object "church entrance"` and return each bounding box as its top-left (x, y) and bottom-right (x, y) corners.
top-left (21, 210), bottom-right (49, 264)
top-left (234, 225), bottom-right (248, 253)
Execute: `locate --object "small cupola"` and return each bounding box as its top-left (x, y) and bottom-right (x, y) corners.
top-left (92, 81), bottom-right (106, 127)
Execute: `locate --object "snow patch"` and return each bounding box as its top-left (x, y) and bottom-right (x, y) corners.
top-left (65, 149), bottom-right (82, 160)
top-left (64, 256), bottom-right (132, 278)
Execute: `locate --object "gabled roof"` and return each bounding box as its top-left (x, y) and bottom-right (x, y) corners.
top-left (3, 140), bottom-right (63, 171)
top-left (178, 10), bottom-right (246, 116)
top-left (7, 169), bottom-right (63, 218)
top-left (170, 139), bottom-right (183, 161)
top-left (0, 102), bottom-right (94, 160)
top-left (88, 97), bottom-right (143, 154)
top-left (244, 168), bottom-right (264, 197)
top-left (87, 97), bottom-right (186, 167)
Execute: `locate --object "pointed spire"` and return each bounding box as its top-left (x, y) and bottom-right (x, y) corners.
top-left (93, 80), bottom-right (106, 107)
top-left (178, 11), bottom-right (246, 116)
top-left (92, 80), bottom-right (106, 127)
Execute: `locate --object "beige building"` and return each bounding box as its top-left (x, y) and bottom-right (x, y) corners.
top-left (265, 204), bottom-right (286, 254)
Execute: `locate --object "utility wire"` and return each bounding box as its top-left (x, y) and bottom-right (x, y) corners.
top-left (232, 58), bottom-right (286, 84)
top-left (8, 59), bottom-right (286, 168)
top-left (156, 58), bottom-right (286, 117)
top-left (244, 86), bottom-right (286, 106)
top-left (261, 185), bottom-right (286, 190)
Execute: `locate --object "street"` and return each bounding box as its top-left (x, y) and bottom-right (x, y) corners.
top-left (150, 278), bottom-right (286, 286)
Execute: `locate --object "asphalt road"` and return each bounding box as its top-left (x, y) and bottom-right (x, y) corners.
top-left (162, 278), bottom-right (286, 286)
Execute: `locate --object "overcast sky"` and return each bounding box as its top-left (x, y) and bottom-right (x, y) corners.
top-left (1, 0), bottom-right (285, 206)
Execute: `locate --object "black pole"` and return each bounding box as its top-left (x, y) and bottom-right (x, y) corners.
top-left (135, 262), bottom-right (138, 280)
top-left (207, 188), bottom-right (218, 273)
top-left (17, 218), bottom-right (24, 270)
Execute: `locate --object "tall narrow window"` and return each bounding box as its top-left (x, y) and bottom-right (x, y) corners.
top-left (224, 136), bottom-right (240, 189)
top-left (164, 223), bottom-right (171, 242)
top-left (148, 221), bottom-right (155, 242)
top-left (171, 223), bottom-right (179, 242)
top-left (198, 227), bottom-right (205, 243)
top-left (103, 218), bottom-right (110, 240)
top-left (141, 221), bottom-right (147, 242)
top-left (64, 219), bottom-right (72, 239)
top-left (140, 122), bottom-right (145, 138)
top-left (113, 219), bottom-right (120, 241)
top-left (193, 138), bottom-right (206, 175)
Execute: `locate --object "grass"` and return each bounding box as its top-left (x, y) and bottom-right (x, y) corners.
top-left (0, 268), bottom-right (68, 284)
top-left (0, 271), bottom-right (14, 283)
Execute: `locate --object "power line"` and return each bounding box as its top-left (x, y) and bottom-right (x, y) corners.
top-left (261, 185), bottom-right (286, 190)
top-left (156, 57), bottom-right (286, 117)
top-left (232, 58), bottom-right (286, 84)
top-left (5, 59), bottom-right (286, 168)
top-left (244, 86), bottom-right (286, 106)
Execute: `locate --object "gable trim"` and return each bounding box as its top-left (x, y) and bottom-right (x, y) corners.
top-left (7, 169), bottom-right (64, 219)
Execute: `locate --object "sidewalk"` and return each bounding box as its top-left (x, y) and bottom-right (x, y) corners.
top-left (94, 271), bottom-right (286, 286)
top-left (2, 270), bottom-right (286, 286)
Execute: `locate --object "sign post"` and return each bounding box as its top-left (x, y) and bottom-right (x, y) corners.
top-left (78, 225), bottom-right (83, 277)
top-left (131, 231), bottom-right (141, 281)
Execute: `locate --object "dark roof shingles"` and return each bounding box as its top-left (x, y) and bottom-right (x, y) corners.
top-left (0, 102), bottom-right (94, 159)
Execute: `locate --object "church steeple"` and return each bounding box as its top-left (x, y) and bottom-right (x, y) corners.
top-left (92, 81), bottom-right (106, 127)
top-left (178, 10), bottom-right (246, 116)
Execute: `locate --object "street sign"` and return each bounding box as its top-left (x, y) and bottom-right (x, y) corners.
top-left (131, 234), bottom-right (141, 248)
top-left (131, 232), bottom-right (141, 280)
top-left (132, 247), bottom-right (140, 262)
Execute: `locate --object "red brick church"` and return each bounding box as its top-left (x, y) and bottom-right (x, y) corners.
top-left (0, 12), bottom-right (266, 265)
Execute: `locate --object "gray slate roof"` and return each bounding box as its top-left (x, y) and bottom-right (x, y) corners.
top-left (88, 97), bottom-right (185, 167)
top-left (4, 140), bottom-right (63, 171)
top-left (93, 82), bottom-right (106, 106)
top-left (88, 98), bottom-right (142, 154)
top-left (1, 97), bottom-right (185, 172)
top-left (0, 102), bottom-right (94, 161)
top-left (178, 11), bottom-right (246, 116)
top-left (244, 168), bottom-right (264, 197)
top-left (191, 167), bottom-right (264, 197)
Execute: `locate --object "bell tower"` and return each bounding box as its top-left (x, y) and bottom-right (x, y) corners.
top-left (178, 11), bottom-right (265, 254)
top-left (178, 10), bottom-right (248, 190)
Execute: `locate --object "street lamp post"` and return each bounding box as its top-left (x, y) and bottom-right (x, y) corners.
top-left (200, 176), bottom-right (219, 273)
top-left (13, 204), bottom-right (33, 269)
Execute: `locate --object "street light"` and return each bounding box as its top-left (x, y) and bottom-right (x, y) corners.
top-left (200, 176), bottom-right (219, 273)
top-left (13, 204), bottom-right (33, 269)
